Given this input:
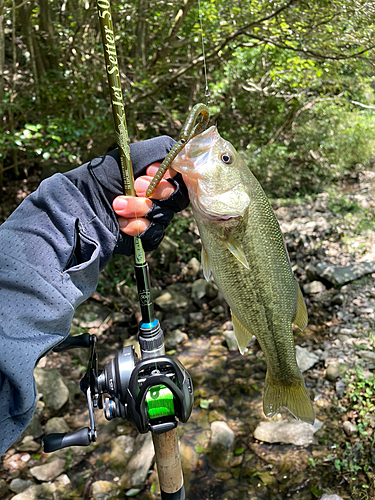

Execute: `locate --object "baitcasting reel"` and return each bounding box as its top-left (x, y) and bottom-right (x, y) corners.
top-left (43, 331), bottom-right (194, 453)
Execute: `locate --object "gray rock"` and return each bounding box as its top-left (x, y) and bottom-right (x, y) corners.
top-left (224, 331), bottom-right (238, 352)
top-left (189, 311), bottom-right (203, 321)
top-left (154, 290), bottom-right (189, 312)
top-left (23, 412), bottom-right (43, 439)
top-left (303, 281), bottom-right (326, 294)
top-left (210, 421), bottom-right (235, 467)
top-left (331, 294), bottom-right (344, 305)
top-left (165, 329), bottom-right (188, 349)
top-left (91, 481), bottom-right (121, 500)
top-left (305, 263), bottom-right (318, 281)
top-left (212, 305), bottom-right (225, 314)
top-left (121, 433), bottom-right (154, 488)
top-left (9, 478), bottom-right (33, 494)
top-left (205, 282), bottom-right (218, 299)
top-left (109, 435), bottom-right (135, 473)
top-left (152, 236), bottom-right (179, 268)
top-left (325, 363), bottom-right (347, 381)
top-left (0, 479), bottom-right (9, 497)
top-left (335, 380), bottom-right (347, 399)
top-left (163, 314), bottom-right (186, 329)
top-left (30, 458), bottom-right (66, 482)
top-left (192, 279), bottom-right (207, 300)
top-left (187, 257), bottom-right (201, 279)
top-left (16, 436), bottom-right (40, 452)
top-left (253, 420), bottom-right (323, 446)
top-left (11, 484), bottom-right (56, 500)
top-left (320, 494), bottom-right (344, 500)
top-left (54, 474), bottom-right (71, 489)
top-left (316, 261), bottom-right (375, 286)
top-left (343, 421), bottom-right (357, 436)
top-left (34, 369), bottom-right (69, 411)
top-left (295, 346), bottom-right (319, 373)
top-left (359, 350), bottom-right (375, 362)
top-left (45, 417), bottom-right (69, 435)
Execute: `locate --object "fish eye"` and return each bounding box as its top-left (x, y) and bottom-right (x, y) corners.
top-left (220, 152), bottom-right (233, 164)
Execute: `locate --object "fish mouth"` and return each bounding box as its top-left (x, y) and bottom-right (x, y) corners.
top-left (171, 125), bottom-right (220, 177)
top-left (213, 215), bottom-right (239, 223)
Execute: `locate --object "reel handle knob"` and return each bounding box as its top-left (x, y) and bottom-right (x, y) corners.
top-left (53, 333), bottom-right (93, 352)
top-left (43, 427), bottom-right (91, 452)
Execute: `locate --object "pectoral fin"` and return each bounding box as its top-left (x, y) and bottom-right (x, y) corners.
top-left (293, 280), bottom-right (308, 331)
top-left (231, 310), bottom-right (254, 354)
top-left (221, 232), bottom-right (249, 270)
top-left (201, 245), bottom-right (211, 281)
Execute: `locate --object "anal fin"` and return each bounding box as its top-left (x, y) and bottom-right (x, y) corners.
top-left (231, 310), bottom-right (254, 355)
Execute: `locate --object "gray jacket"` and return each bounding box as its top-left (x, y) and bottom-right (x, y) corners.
top-left (0, 137), bottom-right (186, 455)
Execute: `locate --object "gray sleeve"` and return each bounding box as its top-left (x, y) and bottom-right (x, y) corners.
top-left (0, 173), bottom-right (117, 456)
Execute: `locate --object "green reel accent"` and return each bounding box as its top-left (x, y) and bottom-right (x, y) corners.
top-left (146, 384), bottom-right (175, 419)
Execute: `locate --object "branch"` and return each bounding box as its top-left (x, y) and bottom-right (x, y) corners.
top-left (350, 100), bottom-right (375, 109)
top-left (144, 0), bottom-right (296, 93)
top-left (150, 0), bottom-right (195, 67)
top-left (243, 32), bottom-right (375, 61)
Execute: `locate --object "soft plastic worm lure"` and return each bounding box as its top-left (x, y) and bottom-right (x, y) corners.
top-left (145, 103), bottom-right (209, 198)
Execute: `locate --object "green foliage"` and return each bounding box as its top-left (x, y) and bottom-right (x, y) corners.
top-left (97, 254), bottom-right (135, 295)
top-left (1, 0), bottom-right (375, 196)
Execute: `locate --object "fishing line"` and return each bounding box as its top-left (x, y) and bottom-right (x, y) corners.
top-left (198, 0), bottom-right (210, 106)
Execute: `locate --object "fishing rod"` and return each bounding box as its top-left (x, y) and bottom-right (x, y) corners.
top-left (42, 2), bottom-right (194, 499)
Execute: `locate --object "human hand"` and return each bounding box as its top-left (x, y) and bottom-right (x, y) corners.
top-left (112, 155), bottom-right (189, 255)
top-left (113, 163), bottom-right (177, 237)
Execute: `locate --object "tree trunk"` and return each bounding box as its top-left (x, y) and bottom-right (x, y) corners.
top-left (19, 2), bottom-right (41, 102)
top-left (135, 0), bottom-right (148, 70)
top-left (0, 0), bottom-right (4, 102)
top-left (39, 0), bottom-right (58, 70)
top-left (10, 0), bottom-right (18, 176)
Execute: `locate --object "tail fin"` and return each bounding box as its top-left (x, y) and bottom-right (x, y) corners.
top-left (263, 371), bottom-right (314, 424)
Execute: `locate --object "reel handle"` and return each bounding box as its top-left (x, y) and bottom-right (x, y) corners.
top-left (43, 427), bottom-right (91, 452)
top-left (53, 333), bottom-right (92, 352)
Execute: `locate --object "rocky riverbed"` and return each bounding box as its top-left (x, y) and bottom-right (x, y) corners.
top-left (1, 170), bottom-right (375, 500)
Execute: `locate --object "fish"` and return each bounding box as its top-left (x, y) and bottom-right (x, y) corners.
top-left (171, 126), bottom-right (314, 424)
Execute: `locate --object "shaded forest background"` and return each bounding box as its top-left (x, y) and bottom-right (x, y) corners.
top-left (1, 0), bottom-right (375, 196)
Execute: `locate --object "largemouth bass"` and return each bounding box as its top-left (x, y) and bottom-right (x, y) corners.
top-left (172, 126), bottom-right (314, 424)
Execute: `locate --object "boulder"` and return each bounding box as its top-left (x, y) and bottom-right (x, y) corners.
top-left (295, 346), bottom-right (319, 373)
top-left (109, 435), bottom-right (135, 473)
top-left (121, 433), bottom-right (154, 488)
top-left (45, 417), bottom-right (69, 435)
top-left (91, 481), bottom-right (121, 500)
top-left (210, 421), bottom-right (235, 467)
top-left (30, 458), bottom-right (66, 482)
top-left (253, 420), bottom-right (323, 446)
top-left (303, 281), bottom-right (326, 294)
top-left (34, 369), bottom-right (69, 411)
top-left (316, 261), bottom-right (375, 286)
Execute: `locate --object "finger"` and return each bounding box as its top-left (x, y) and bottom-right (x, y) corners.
top-left (146, 163), bottom-right (177, 179)
top-left (135, 176), bottom-right (175, 199)
top-left (113, 196), bottom-right (153, 218)
top-left (118, 217), bottom-right (150, 237)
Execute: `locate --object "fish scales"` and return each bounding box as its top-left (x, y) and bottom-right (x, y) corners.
top-left (172, 126), bottom-right (314, 424)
